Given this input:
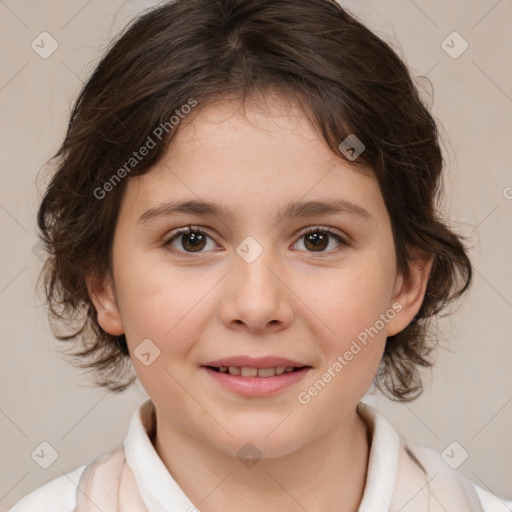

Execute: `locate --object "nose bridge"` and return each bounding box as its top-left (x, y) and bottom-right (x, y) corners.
top-left (234, 234), bottom-right (279, 292)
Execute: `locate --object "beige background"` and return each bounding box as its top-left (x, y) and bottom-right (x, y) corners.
top-left (1, 0), bottom-right (511, 509)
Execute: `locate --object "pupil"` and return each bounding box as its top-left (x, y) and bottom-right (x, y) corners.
top-left (305, 232), bottom-right (328, 252)
top-left (183, 232), bottom-right (206, 252)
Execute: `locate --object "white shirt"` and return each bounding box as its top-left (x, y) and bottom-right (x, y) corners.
top-left (8, 401), bottom-right (512, 511)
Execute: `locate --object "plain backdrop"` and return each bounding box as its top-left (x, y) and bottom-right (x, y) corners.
top-left (1, 0), bottom-right (511, 509)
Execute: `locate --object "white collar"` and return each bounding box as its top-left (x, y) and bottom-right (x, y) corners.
top-left (123, 400), bottom-right (196, 511)
top-left (356, 401), bottom-right (400, 511)
top-left (123, 399), bottom-right (400, 511)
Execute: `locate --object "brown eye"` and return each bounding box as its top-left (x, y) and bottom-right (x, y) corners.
top-left (304, 231), bottom-right (329, 252)
top-left (180, 231), bottom-right (207, 252)
top-left (164, 227), bottom-right (215, 254)
top-left (293, 228), bottom-right (347, 255)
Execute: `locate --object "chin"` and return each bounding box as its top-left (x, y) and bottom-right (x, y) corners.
top-left (204, 422), bottom-right (307, 461)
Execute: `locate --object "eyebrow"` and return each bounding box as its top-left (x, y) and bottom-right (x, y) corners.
top-left (137, 198), bottom-right (372, 224)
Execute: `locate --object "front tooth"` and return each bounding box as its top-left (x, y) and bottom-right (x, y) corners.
top-left (275, 366), bottom-right (286, 375)
top-left (240, 367), bottom-right (258, 377)
top-left (219, 366), bottom-right (228, 373)
top-left (285, 366), bottom-right (295, 373)
top-left (228, 366), bottom-right (241, 375)
top-left (258, 367), bottom-right (277, 377)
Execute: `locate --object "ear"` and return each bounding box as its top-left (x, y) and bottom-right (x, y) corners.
top-left (85, 272), bottom-right (124, 336)
top-left (386, 248), bottom-right (433, 337)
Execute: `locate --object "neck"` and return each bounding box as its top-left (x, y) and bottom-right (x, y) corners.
top-left (153, 405), bottom-right (371, 512)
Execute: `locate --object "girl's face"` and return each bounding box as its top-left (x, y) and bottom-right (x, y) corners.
top-left (89, 95), bottom-right (428, 458)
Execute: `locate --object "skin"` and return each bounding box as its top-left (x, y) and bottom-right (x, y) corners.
top-left (87, 94), bottom-right (432, 512)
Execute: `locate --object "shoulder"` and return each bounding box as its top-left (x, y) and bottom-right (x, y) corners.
top-left (405, 443), bottom-right (512, 512)
top-left (475, 485), bottom-right (512, 512)
top-left (357, 403), bottom-right (511, 512)
top-left (8, 464), bottom-right (86, 512)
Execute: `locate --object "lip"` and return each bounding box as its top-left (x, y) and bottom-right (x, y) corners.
top-left (200, 355), bottom-right (312, 397)
top-left (202, 355), bottom-right (307, 368)
top-left (201, 366), bottom-right (311, 397)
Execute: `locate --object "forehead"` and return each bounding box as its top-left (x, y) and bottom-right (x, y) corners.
top-left (119, 95), bottom-right (386, 227)
top-left (172, 94), bottom-right (331, 162)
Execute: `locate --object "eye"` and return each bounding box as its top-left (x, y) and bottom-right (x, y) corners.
top-left (292, 227), bottom-right (348, 256)
top-left (163, 225), bottom-right (349, 257)
top-left (163, 225), bottom-right (218, 255)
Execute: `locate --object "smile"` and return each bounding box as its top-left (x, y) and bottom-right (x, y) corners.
top-left (208, 365), bottom-right (303, 377)
top-left (201, 365), bottom-right (311, 397)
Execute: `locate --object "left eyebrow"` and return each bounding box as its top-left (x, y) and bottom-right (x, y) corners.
top-left (137, 198), bottom-right (372, 224)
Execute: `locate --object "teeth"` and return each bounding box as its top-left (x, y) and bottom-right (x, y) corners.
top-left (216, 366), bottom-right (300, 377)
top-left (257, 367), bottom-right (277, 377)
top-left (241, 367), bottom-right (258, 377)
top-left (228, 366), bottom-right (241, 375)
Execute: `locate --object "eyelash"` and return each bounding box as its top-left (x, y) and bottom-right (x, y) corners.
top-left (162, 225), bottom-right (350, 258)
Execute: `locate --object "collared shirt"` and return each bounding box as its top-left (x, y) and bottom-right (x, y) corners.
top-left (8, 401), bottom-right (512, 511)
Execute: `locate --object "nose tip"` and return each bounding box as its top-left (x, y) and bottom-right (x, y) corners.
top-left (224, 271), bottom-right (293, 334)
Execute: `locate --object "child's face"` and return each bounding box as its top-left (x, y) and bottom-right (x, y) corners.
top-left (90, 95), bottom-right (424, 457)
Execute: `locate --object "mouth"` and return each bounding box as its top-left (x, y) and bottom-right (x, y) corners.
top-left (200, 356), bottom-right (312, 397)
top-left (205, 365), bottom-right (307, 377)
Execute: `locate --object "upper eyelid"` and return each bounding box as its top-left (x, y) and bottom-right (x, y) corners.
top-left (166, 224), bottom-right (346, 238)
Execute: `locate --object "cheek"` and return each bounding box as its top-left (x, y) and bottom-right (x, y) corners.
top-left (115, 261), bottom-right (210, 414)
top-left (293, 251), bottom-right (396, 397)
top-left (112, 246), bottom-right (212, 356)
top-left (296, 269), bottom-right (392, 414)
top-left (301, 260), bottom-right (396, 341)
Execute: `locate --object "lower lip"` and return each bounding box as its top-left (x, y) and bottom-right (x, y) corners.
top-left (201, 367), bottom-right (311, 397)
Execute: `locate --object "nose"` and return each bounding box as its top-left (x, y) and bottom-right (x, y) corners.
top-left (219, 242), bottom-right (294, 334)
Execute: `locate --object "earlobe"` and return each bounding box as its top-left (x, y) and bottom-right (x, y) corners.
top-left (386, 251), bottom-right (433, 337)
top-left (85, 273), bottom-right (125, 336)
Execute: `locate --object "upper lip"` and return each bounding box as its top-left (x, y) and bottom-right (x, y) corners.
top-left (202, 356), bottom-right (309, 368)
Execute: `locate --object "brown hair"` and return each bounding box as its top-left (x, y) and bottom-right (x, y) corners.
top-left (37, 0), bottom-right (471, 400)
